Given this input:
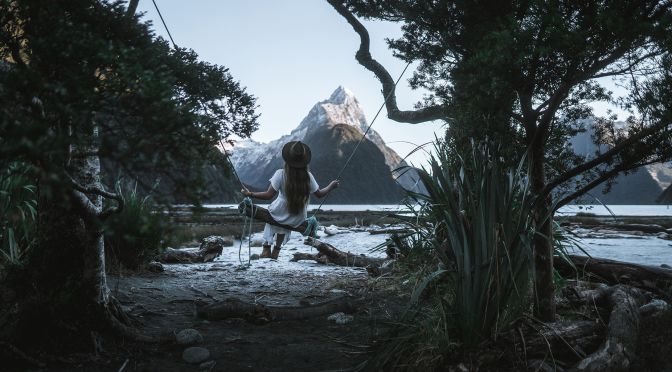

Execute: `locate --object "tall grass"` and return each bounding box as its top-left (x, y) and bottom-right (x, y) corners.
top-left (103, 182), bottom-right (167, 269)
top-left (0, 162), bottom-right (37, 265)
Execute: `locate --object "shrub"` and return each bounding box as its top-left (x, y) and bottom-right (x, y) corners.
top-left (103, 182), bottom-right (167, 269)
top-left (0, 162), bottom-right (37, 265)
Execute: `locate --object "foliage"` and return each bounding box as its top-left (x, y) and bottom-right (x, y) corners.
top-left (0, 162), bottom-right (37, 265)
top-left (390, 141), bottom-right (536, 349)
top-left (335, 0), bottom-right (672, 320)
top-left (0, 0), bottom-right (259, 203)
top-left (103, 182), bottom-right (167, 269)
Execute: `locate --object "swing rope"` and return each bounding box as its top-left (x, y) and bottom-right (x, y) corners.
top-left (151, 0), bottom-right (411, 241)
top-left (311, 61), bottom-right (413, 218)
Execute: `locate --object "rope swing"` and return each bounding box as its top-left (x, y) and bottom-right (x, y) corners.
top-left (151, 0), bottom-right (412, 249)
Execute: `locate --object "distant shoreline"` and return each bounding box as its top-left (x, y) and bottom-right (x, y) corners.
top-left (181, 204), bottom-right (672, 217)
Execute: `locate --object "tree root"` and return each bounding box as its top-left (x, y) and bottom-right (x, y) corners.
top-left (104, 297), bottom-right (173, 343)
top-left (570, 284), bottom-right (646, 372)
top-left (197, 296), bottom-right (361, 324)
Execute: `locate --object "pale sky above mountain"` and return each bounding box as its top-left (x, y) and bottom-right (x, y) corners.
top-left (136, 0), bottom-right (629, 166)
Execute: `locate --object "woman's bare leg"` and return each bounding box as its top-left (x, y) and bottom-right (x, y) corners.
top-left (271, 234), bottom-right (285, 259)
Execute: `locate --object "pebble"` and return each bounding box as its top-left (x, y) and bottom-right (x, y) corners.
top-left (182, 346), bottom-right (210, 364)
top-left (176, 329), bottom-right (204, 345)
top-left (327, 312), bottom-right (354, 325)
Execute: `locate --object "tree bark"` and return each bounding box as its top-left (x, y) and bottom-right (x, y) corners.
top-left (530, 140), bottom-right (556, 321)
top-left (571, 285), bottom-right (645, 372)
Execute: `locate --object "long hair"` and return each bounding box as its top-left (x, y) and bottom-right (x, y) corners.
top-left (284, 163), bottom-right (311, 215)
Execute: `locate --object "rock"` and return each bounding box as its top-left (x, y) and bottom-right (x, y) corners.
top-left (657, 233), bottom-right (672, 240)
top-left (324, 225), bottom-right (339, 236)
top-left (182, 347), bottom-right (210, 364)
top-left (146, 261), bottom-right (164, 272)
top-left (250, 253), bottom-right (260, 260)
top-left (199, 360), bottom-right (216, 370)
top-left (327, 312), bottom-right (354, 325)
top-left (640, 299), bottom-right (670, 316)
top-left (249, 235), bottom-right (264, 247)
top-left (176, 329), bottom-right (203, 345)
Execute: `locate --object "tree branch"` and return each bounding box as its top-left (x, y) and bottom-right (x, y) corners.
top-left (327, 0), bottom-right (446, 124)
top-left (68, 177), bottom-right (124, 221)
top-left (127, 0), bottom-right (140, 17)
top-left (553, 157), bottom-right (662, 210)
top-left (542, 119), bottom-right (672, 195)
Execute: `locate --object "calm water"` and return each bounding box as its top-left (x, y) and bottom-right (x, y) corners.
top-left (204, 203), bottom-right (672, 216)
top-left (201, 203), bottom-right (672, 266)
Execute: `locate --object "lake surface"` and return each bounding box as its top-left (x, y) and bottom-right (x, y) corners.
top-left (200, 203), bottom-right (672, 266)
top-left (204, 203), bottom-right (672, 216)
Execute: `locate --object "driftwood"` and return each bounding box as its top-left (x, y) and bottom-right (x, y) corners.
top-left (367, 228), bottom-right (412, 235)
top-left (156, 236), bottom-right (229, 263)
top-left (295, 237), bottom-right (389, 268)
top-left (555, 254), bottom-right (672, 293)
top-left (197, 296), bottom-right (360, 323)
top-left (571, 285), bottom-right (646, 372)
top-left (238, 202), bottom-right (312, 234)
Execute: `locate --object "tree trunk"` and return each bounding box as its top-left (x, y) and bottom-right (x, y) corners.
top-left (4, 136), bottom-right (119, 347)
top-left (530, 139), bottom-right (556, 321)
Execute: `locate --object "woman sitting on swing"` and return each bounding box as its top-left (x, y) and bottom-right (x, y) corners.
top-left (241, 141), bottom-right (339, 259)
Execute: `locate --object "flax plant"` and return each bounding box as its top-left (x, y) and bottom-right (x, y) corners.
top-left (0, 162), bottom-right (37, 265)
top-left (411, 140), bottom-right (536, 345)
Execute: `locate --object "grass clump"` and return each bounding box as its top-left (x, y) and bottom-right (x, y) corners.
top-left (0, 162), bottom-right (37, 266)
top-left (103, 182), bottom-right (168, 269)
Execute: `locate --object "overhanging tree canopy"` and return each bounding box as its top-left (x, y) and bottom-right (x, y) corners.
top-left (0, 0), bottom-right (258, 348)
top-left (328, 0), bottom-right (672, 320)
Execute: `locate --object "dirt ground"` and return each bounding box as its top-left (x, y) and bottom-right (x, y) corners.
top-left (49, 231), bottom-right (405, 372)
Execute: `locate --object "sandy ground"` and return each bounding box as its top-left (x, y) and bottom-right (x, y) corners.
top-left (61, 223), bottom-right (672, 371)
top-left (95, 230), bottom-right (402, 372)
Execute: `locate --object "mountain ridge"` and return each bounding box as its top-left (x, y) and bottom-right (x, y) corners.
top-left (230, 86), bottom-right (419, 203)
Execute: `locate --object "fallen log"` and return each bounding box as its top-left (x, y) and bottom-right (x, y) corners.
top-left (238, 202), bottom-right (310, 234)
top-left (156, 236), bottom-right (228, 263)
top-left (303, 237), bottom-right (389, 268)
top-left (367, 228), bottom-right (412, 235)
top-left (197, 296), bottom-right (360, 323)
top-left (555, 254), bottom-right (672, 293)
top-left (571, 285), bottom-right (645, 372)
top-left (290, 252), bottom-right (329, 265)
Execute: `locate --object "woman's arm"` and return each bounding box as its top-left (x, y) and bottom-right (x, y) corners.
top-left (313, 180), bottom-right (339, 198)
top-left (241, 185), bottom-right (278, 200)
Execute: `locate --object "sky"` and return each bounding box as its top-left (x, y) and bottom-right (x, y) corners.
top-left (135, 0), bottom-right (630, 166)
top-left (135, 0), bottom-right (444, 166)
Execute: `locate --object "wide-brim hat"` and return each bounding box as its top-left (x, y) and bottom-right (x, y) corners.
top-left (282, 141), bottom-right (311, 168)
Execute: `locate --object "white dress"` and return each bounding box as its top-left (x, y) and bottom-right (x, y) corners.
top-left (263, 169), bottom-right (320, 245)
